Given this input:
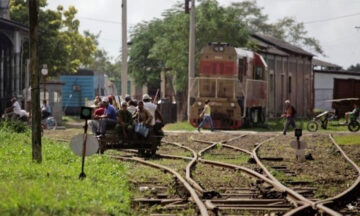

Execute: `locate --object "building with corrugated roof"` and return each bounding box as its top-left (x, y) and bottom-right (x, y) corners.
top-left (313, 59), bottom-right (360, 115)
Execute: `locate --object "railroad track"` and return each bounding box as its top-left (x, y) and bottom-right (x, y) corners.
top-left (254, 133), bottom-right (360, 216)
top-left (107, 132), bottom-right (360, 216)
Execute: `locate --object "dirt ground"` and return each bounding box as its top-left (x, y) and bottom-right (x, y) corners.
top-left (258, 133), bottom-right (358, 199)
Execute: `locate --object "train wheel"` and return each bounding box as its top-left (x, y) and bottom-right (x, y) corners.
top-left (348, 121), bottom-right (360, 132)
top-left (307, 121), bottom-right (318, 132)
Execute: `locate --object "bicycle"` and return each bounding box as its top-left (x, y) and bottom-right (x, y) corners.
top-left (307, 111), bottom-right (334, 132)
top-left (307, 111), bottom-right (360, 132)
top-left (41, 116), bottom-right (57, 130)
top-left (347, 116), bottom-right (360, 132)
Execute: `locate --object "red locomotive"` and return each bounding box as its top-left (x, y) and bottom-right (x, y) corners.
top-left (189, 42), bottom-right (268, 129)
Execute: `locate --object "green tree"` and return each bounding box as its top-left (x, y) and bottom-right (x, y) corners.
top-left (348, 64), bottom-right (360, 72)
top-left (10, 0), bottom-right (97, 76)
top-left (129, 0), bottom-right (249, 90)
top-left (90, 48), bottom-right (122, 90)
top-left (230, 1), bottom-right (323, 54)
top-left (128, 0), bottom-right (324, 118)
top-left (129, 0), bottom-right (323, 89)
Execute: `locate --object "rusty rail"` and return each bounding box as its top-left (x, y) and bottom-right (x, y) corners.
top-left (162, 141), bottom-right (205, 193)
top-left (252, 135), bottom-right (342, 216)
top-left (110, 155), bottom-right (209, 216)
top-left (314, 134), bottom-right (360, 212)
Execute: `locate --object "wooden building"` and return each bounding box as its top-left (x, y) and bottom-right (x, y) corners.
top-left (251, 34), bottom-right (314, 118)
top-left (0, 1), bottom-right (29, 114)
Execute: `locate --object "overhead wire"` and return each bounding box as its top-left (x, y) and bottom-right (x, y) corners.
top-left (304, 12), bottom-right (360, 24)
top-left (77, 16), bottom-right (122, 25)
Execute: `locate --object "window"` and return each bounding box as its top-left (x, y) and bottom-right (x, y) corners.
top-left (54, 91), bottom-right (61, 103)
top-left (255, 67), bottom-right (263, 80)
top-left (288, 76), bottom-right (292, 94)
top-left (238, 58), bottom-right (244, 82)
top-left (270, 74), bottom-right (274, 91)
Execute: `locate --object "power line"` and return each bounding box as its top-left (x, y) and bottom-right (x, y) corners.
top-left (77, 16), bottom-right (137, 27)
top-left (78, 16), bottom-right (122, 25)
top-left (304, 12), bottom-right (360, 24)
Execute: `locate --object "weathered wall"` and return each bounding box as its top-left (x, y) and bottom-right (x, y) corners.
top-left (314, 72), bottom-right (360, 111)
top-left (260, 53), bottom-right (312, 118)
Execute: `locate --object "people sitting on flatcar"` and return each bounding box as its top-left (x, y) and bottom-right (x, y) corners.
top-left (116, 101), bottom-right (134, 139)
top-left (125, 94), bottom-right (131, 104)
top-left (154, 103), bottom-right (164, 133)
top-left (96, 97), bottom-right (118, 137)
top-left (127, 100), bottom-right (137, 116)
top-left (133, 101), bottom-right (153, 138)
top-left (133, 101), bottom-right (153, 126)
top-left (345, 103), bottom-right (359, 124)
top-left (93, 96), bottom-right (101, 108)
top-left (142, 94), bottom-right (157, 126)
top-left (109, 95), bottom-right (120, 110)
top-left (91, 101), bottom-right (105, 134)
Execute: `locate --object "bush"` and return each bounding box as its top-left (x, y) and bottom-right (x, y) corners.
top-left (0, 119), bottom-right (28, 133)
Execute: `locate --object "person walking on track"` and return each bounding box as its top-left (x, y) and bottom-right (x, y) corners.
top-left (281, 100), bottom-right (296, 135)
top-left (197, 100), bottom-right (214, 132)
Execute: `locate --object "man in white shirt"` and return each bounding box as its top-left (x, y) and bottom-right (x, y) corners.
top-left (142, 94), bottom-right (157, 126)
top-left (127, 100), bottom-right (137, 116)
top-left (6, 97), bottom-right (29, 120)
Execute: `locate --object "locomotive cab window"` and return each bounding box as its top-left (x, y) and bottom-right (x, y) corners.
top-left (238, 58), bottom-right (245, 82)
top-left (255, 67), bottom-right (263, 80)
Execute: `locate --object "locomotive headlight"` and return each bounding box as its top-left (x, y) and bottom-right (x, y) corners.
top-left (197, 101), bottom-right (202, 106)
top-left (230, 103), bottom-right (235, 108)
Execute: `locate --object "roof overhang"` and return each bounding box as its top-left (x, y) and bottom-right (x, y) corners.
top-left (0, 18), bottom-right (28, 32)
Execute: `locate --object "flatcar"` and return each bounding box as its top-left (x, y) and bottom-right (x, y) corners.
top-left (97, 128), bottom-right (164, 156)
top-left (189, 42), bottom-right (268, 129)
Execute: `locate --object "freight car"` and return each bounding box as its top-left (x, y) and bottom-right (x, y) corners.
top-left (189, 42), bottom-right (268, 129)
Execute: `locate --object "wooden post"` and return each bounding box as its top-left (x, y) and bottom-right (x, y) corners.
top-left (161, 70), bottom-right (166, 99)
top-left (29, 0), bottom-right (42, 163)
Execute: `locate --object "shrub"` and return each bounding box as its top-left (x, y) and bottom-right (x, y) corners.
top-left (0, 119), bottom-right (28, 133)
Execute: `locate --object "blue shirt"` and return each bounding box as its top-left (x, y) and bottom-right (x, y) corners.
top-left (105, 104), bottom-right (117, 120)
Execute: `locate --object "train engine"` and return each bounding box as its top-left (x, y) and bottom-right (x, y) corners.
top-left (189, 42), bottom-right (268, 129)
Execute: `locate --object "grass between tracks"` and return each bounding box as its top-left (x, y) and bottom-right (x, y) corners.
top-left (259, 134), bottom-right (358, 199)
top-left (0, 131), bottom-right (131, 216)
top-left (334, 134), bottom-right (360, 146)
top-left (163, 119), bottom-right (350, 132)
top-left (164, 121), bottom-right (196, 131)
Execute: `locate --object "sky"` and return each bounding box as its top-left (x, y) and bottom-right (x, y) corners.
top-left (46, 0), bottom-right (360, 68)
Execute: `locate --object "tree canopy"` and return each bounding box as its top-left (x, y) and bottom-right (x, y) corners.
top-left (10, 0), bottom-right (97, 76)
top-left (128, 0), bottom-right (323, 92)
top-left (347, 64), bottom-right (360, 72)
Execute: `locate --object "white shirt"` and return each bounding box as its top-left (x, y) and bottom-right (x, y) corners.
top-left (13, 101), bottom-right (28, 117)
top-left (144, 101), bottom-right (157, 126)
top-left (127, 105), bottom-right (137, 116)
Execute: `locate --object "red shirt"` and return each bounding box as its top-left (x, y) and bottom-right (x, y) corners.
top-left (94, 107), bottom-right (105, 116)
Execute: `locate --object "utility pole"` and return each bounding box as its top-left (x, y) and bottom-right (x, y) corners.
top-left (121, 0), bottom-right (128, 99)
top-left (187, 0), bottom-right (195, 120)
top-left (29, 0), bottom-right (42, 163)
